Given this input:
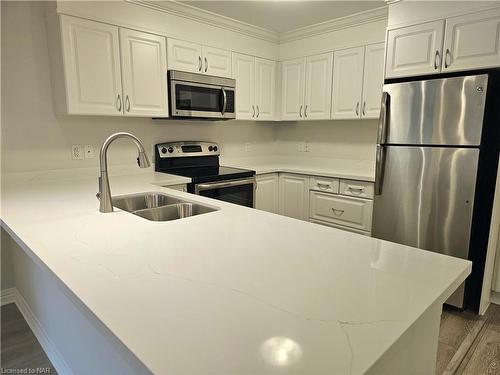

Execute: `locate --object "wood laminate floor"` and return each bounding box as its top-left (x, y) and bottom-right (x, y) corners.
top-left (1, 302), bottom-right (500, 374)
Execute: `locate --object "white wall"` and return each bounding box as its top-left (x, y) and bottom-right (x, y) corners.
top-left (1, 1), bottom-right (276, 173)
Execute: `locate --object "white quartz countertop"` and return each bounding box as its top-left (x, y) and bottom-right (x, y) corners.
top-left (0, 166), bottom-right (470, 374)
top-left (221, 156), bottom-right (376, 181)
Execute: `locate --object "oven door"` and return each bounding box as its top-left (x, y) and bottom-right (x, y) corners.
top-left (170, 80), bottom-right (235, 119)
top-left (195, 178), bottom-right (255, 207)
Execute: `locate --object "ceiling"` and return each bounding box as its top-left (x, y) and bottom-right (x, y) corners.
top-left (175, 1), bottom-right (386, 33)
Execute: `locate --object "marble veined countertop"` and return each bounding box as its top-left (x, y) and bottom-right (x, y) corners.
top-left (0, 166), bottom-right (470, 374)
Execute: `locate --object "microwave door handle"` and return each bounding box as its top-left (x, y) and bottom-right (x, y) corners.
top-left (195, 178), bottom-right (256, 194)
top-left (221, 87), bottom-right (227, 115)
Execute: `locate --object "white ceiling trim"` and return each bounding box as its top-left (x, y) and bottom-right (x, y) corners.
top-left (279, 6), bottom-right (388, 43)
top-left (127, 0), bottom-right (280, 43)
top-left (127, 0), bottom-right (388, 45)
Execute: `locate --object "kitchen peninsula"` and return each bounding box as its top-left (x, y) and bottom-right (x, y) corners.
top-left (1, 167), bottom-right (470, 374)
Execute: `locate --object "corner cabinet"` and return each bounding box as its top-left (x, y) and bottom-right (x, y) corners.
top-left (385, 7), bottom-right (500, 78)
top-left (278, 174), bottom-right (310, 220)
top-left (167, 38), bottom-right (231, 78)
top-left (255, 174), bottom-right (279, 213)
top-left (48, 15), bottom-right (168, 117)
top-left (232, 53), bottom-right (276, 120)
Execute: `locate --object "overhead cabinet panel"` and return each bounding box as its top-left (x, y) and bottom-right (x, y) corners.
top-left (120, 29), bottom-right (168, 117)
top-left (60, 16), bottom-right (123, 115)
top-left (202, 46), bottom-right (231, 77)
top-left (255, 58), bottom-right (276, 120)
top-left (385, 20), bottom-right (445, 78)
top-left (232, 53), bottom-right (255, 120)
top-left (167, 38), bottom-right (203, 73)
top-left (362, 42), bottom-right (385, 119)
top-left (332, 46), bottom-right (364, 120)
top-left (304, 52), bottom-right (333, 120)
top-left (443, 8), bottom-right (500, 72)
top-left (281, 58), bottom-right (306, 120)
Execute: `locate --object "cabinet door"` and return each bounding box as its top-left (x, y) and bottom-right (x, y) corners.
top-left (203, 46), bottom-right (231, 78)
top-left (443, 8), bottom-right (500, 72)
top-left (361, 43), bottom-right (385, 119)
top-left (278, 174), bottom-right (309, 221)
top-left (255, 58), bottom-right (276, 121)
top-left (385, 20), bottom-right (445, 78)
top-left (60, 16), bottom-right (122, 115)
top-left (304, 52), bottom-right (333, 120)
top-left (120, 29), bottom-right (168, 117)
top-left (332, 47), bottom-right (364, 120)
top-left (232, 53), bottom-right (255, 120)
top-left (280, 58), bottom-right (306, 121)
top-left (167, 38), bottom-right (202, 73)
top-left (256, 174), bottom-right (279, 213)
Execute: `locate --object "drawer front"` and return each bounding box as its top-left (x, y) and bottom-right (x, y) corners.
top-left (310, 176), bottom-right (339, 194)
top-left (310, 219), bottom-right (371, 236)
top-left (309, 191), bottom-right (373, 231)
top-left (339, 179), bottom-right (374, 199)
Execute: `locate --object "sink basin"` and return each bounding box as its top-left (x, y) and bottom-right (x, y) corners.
top-left (112, 192), bottom-right (219, 221)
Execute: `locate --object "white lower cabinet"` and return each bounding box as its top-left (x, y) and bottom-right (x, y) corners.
top-left (255, 174), bottom-right (279, 213)
top-left (278, 174), bottom-right (310, 220)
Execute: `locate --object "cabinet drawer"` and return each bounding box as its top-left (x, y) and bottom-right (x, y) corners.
top-left (339, 179), bottom-right (374, 199)
top-left (309, 191), bottom-right (373, 231)
top-left (310, 219), bottom-right (371, 236)
top-left (309, 176), bottom-right (339, 193)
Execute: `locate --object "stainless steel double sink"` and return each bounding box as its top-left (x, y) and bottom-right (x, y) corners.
top-left (112, 192), bottom-right (218, 221)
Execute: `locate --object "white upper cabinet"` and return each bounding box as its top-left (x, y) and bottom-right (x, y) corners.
top-left (167, 38), bottom-right (202, 74)
top-left (443, 8), bottom-right (500, 72)
top-left (60, 16), bottom-right (123, 115)
top-left (119, 29), bottom-right (168, 117)
top-left (232, 53), bottom-right (255, 120)
top-left (362, 42), bottom-right (385, 119)
top-left (304, 52), bottom-right (333, 120)
top-left (167, 39), bottom-right (231, 77)
top-left (281, 58), bottom-right (306, 120)
top-left (255, 57), bottom-right (276, 120)
top-left (385, 20), bottom-right (445, 78)
top-left (332, 46), bottom-right (364, 120)
top-left (202, 46), bottom-right (231, 77)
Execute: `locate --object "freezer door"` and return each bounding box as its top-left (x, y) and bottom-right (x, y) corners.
top-left (383, 75), bottom-right (488, 146)
top-left (372, 146), bottom-right (479, 260)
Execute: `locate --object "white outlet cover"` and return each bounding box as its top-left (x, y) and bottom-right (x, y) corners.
top-left (71, 145), bottom-right (84, 160)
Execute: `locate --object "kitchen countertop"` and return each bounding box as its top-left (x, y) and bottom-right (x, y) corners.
top-left (0, 167), bottom-right (470, 374)
top-left (221, 156), bottom-right (376, 181)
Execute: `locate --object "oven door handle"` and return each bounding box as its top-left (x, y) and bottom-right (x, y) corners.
top-left (195, 177), bottom-right (255, 194)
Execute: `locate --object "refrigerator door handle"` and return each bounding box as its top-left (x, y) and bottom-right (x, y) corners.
top-left (374, 144), bottom-right (386, 195)
top-left (377, 92), bottom-right (389, 145)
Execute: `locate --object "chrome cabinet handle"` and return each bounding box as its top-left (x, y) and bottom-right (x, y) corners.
top-left (299, 105), bottom-right (303, 118)
top-left (348, 186), bottom-right (364, 194)
top-left (116, 94), bottom-right (122, 112)
top-left (317, 183), bottom-right (330, 190)
top-left (256, 105), bottom-right (260, 118)
top-left (304, 105), bottom-right (308, 118)
top-left (198, 56), bottom-right (202, 71)
top-left (204, 57), bottom-right (208, 72)
top-left (355, 102), bottom-right (359, 116)
top-left (444, 49), bottom-right (451, 68)
top-left (252, 105), bottom-right (255, 118)
top-left (362, 101), bottom-right (366, 116)
top-left (434, 50), bottom-right (440, 70)
top-left (331, 208), bottom-right (345, 216)
top-left (125, 95), bottom-right (131, 112)
top-left (221, 87), bottom-right (227, 115)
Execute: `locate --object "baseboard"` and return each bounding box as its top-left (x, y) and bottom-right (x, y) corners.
top-left (1, 287), bottom-right (73, 375)
top-left (491, 290), bottom-right (500, 305)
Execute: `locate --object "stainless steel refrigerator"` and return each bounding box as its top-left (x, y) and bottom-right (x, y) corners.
top-left (372, 73), bottom-right (500, 311)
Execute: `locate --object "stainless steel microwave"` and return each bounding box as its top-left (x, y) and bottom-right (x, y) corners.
top-left (168, 70), bottom-right (236, 120)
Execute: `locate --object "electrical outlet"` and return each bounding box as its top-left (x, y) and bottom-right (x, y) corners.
top-left (71, 145), bottom-right (84, 160)
top-left (298, 142), bottom-right (305, 152)
top-left (84, 145), bottom-right (95, 159)
top-left (305, 142), bottom-right (310, 152)
top-left (245, 142), bottom-right (252, 152)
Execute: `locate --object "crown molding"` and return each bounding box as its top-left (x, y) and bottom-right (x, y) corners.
top-left (279, 6), bottom-right (388, 43)
top-left (127, 0), bottom-right (280, 43)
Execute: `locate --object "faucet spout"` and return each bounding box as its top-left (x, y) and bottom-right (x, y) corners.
top-left (98, 132), bottom-right (151, 213)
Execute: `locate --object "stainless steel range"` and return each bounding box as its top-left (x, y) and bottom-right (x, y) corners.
top-left (155, 141), bottom-right (256, 207)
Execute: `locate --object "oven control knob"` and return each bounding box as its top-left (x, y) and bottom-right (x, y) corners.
top-left (167, 147), bottom-right (174, 153)
top-left (213, 146), bottom-right (218, 152)
top-left (161, 147), bottom-right (167, 154)
top-left (208, 146), bottom-right (213, 151)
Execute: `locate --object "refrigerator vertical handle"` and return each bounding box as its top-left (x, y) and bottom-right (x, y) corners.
top-left (377, 92), bottom-right (389, 145)
top-left (374, 144), bottom-right (386, 195)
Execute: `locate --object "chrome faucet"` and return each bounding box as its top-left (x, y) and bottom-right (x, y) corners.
top-left (97, 132), bottom-right (151, 213)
